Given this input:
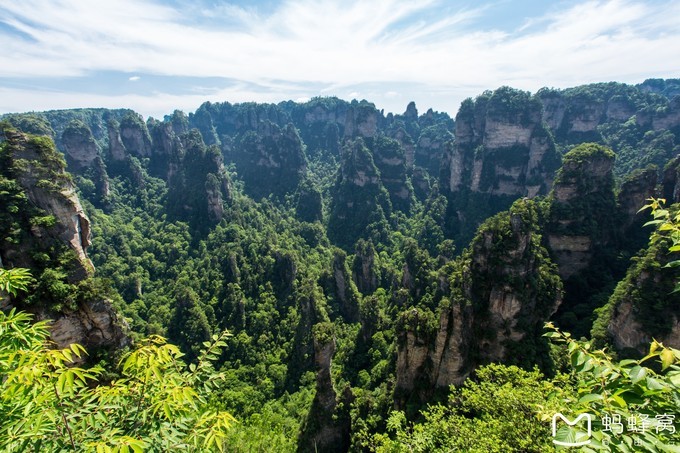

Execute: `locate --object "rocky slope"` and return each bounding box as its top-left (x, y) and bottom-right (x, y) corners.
top-left (441, 87), bottom-right (561, 245)
top-left (546, 143), bottom-right (618, 279)
top-left (395, 199), bottom-right (562, 403)
top-left (0, 127), bottom-right (127, 352)
top-left (593, 237), bottom-right (680, 354)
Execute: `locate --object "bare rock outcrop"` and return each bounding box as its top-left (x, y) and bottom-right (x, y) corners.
top-left (0, 128), bottom-right (128, 352)
top-left (597, 239), bottom-right (680, 354)
top-left (441, 87), bottom-right (560, 244)
top-left (4, 130), bottom-right (93, 279)
top-left (546, 143), bottom-right (617, 279)
top-left (298, 323), bottom-right (352, 453)
top-left (443, 87), bottom-right (559, 198)
top-left (395, 199), bottom-right (562, 402)
top-left (61, 120), bottom-right (101, 169)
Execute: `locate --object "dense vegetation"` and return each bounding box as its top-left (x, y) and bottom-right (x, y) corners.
top-left (2, 80), bottom-right (680, 451)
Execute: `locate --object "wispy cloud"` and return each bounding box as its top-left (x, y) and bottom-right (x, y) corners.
top-left (0, 0), bottom-right (678, 118)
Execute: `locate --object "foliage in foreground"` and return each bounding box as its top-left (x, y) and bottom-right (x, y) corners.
top-left (375, 329), bottom-right (680, 452)
top-left (0, 272), bottom-right (236, 453)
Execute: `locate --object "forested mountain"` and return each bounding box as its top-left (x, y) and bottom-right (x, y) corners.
top-left (1, 79), bottom-right (680, 451)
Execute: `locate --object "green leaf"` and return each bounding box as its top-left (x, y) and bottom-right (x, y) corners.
top-left (578, 393), bottom-right (603, 403)
top-left (661, 348), bottom-right (674, 370)
top-left (628, 365), bottom-right (646, 384)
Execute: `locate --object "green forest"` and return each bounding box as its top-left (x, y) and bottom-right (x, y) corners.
top-left (1, 80), bottom-right (680, 452)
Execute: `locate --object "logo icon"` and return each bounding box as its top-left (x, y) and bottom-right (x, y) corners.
top-left (552, 413), bottom-right (593, 447)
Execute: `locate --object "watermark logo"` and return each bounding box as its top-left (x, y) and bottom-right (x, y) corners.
top-left (552, 413), bottom-right (593, 447)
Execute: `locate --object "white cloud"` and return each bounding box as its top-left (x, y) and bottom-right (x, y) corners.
top-left (0, 0), bottom-right (678, 117)
top-left (128, 76), bottom-right (140, 82)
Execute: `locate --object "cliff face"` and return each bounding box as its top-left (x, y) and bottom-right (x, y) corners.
top-left (167, 130), bottom-right (232, 227)
top-left (61, 120), bottom-right (101, 170)
top-left (444, 87), bottom-right (559, 198)
top-left (298, 324), bottom-right (352, 453)
top-left (320, 250), bottom-right (361, 323)
top-left (370, 136), bottom-right (412, 213)
top-left (0, 128), bottom-right (127, 353)
top-left (595, 238), bottom-right (680, 354)
top-left (327, 139), bottom-right (392, 250)
top-left (546, 143), bottom-right (617, 279)
top-left (617, 167), bottom-right (658, 230)
top-left (415, 125), bottom-right (454, 176)
top-left (395, 199), bottom-right (562, 400)
top-left (231, 121), bottom-right (307, 200)
top-left (2, 130), bottom-right (93, 279)
top-left (441, 87), bottom-right (560, 245)
top-left (351, 240), bottom-right (380, 295)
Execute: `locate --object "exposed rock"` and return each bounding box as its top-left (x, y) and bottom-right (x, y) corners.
top-left (4, 130), bottom-right (93, 279)
top-left (232, 121), bottom-right (307, 200)
top-left (606, 95), bottom-right (637, 122)
top-left (546, 143), bottom-right (617, 279)
top-left (371, 136), bottom-right (412, 212)
top-left (396, 199), bottom-right (562, 402)
top-left (328, 250), bottom-right (360, 323)
top-left (444, 86), bottom-right (559, 196)
top-left (328, 139), bottom-right (391, 250)
top-left (441, 87), bottom-right (560, 244)
top-left (416, 125), bottom-right (454, 176)
top-left (662, 155), bottom-right (680, 203)
top-left (388, 127), bottom-right (415, 168)
top-left (119, 112), bottom-right (152, 157)
top-left (298, 323), bottom-right (352, 453)
top-left (617, 167), bottom-right (658, 229)
top-left (167, 130), bottom-right (231, 227)
top-left (107, 119), bottom-right (127, 161)
top-left (598, 239), bottom-right (680, 354)
top-left (352, 240), bottom-right (380, 295)
top-left (148, 118), bottom-right (185, 180)
top-left (35, 299), bottom-right (129, 357)
top-left (61, 120), bottom-right (101, 170)
top-left (344, 102), bottom-right (379, 139)
top-left (0, 128), bottom-right (128, 353)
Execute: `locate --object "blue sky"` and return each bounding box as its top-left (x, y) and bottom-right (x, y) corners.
top-left (0, 0), bottom-right (678, 119)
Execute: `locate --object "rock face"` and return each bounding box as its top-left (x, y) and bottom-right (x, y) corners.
top-left (637, 96), bottom-right (680, 131)
top-left (617, 167), bottom-right (658, 230)
top-left (298, 324), bottom-right (351, 453)
top-left (3, 130), bottom-right (93, 279)
top-left (321, 250), bottom-right (361, 323)
top-left (231, 121), bottom-right (307, 199)
top-left (351, 240), bottom-right (380, 295)
top-left (36, 299), bottom-right (128, 353)
top-left (148, 118), bottom-right (185, 180)
top-left (415, 125), bottom-right (454, 176)
top-left (107, 119), bottom-right (128, 161)
top-left (167, 130), bottom-right (232, 227)
top-left (371, 136), bottom-right (412, 212)
top-left (598, 239), bottom-right (680, 354)
top-left (395, 199), bottom-right (562, 401)
top-left (546, 143), bottom-right (617, 279)
top-left (441, 87), bottom-right (560, 245)
top-left (662, 156), bottom-right (680, 203)
top-left (444, 87), bottom-right (559, 198)
top-left (327, 139), bottom-right (392, 250)
top-left (0, 128), bottom-right (128, 353)
top-left (119, 112), bottom-right (152, 157)
top-left (61, 120), bottom-right (101, 170)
